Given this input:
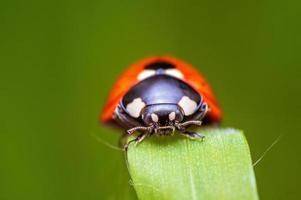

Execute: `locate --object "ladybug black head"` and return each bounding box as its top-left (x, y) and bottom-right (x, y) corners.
top-left (141, 104), bottom-right (184, 135)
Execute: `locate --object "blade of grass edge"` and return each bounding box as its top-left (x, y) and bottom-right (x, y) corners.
top-left (126, 128), bottom-right (259, 200)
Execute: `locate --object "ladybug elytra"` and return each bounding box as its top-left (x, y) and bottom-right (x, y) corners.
top-left (101, 56), bottom-right (222, 148)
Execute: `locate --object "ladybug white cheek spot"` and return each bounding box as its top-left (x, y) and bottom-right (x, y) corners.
top-left (137, 70), bottom-right (156, 80)
top-left (151, 113), bottom-right (159, 122)
top-left (178, 96), bottom-right (197, 116)
top-left (126, 98), bottom-right (146, 118)
top-left (169, 112), bottom-right (176, 121)
top-left (165, 69), bottom-right (184, 79)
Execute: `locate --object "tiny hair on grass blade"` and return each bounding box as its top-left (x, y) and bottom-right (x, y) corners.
top-left (126, 128), bottom-right (259, 200)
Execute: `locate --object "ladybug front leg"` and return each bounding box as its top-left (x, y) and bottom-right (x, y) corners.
top-left (175, 122), bottom-right (205, 140)
top-left (180, 120), bottom-right (202, 127)
top-left (123, 131), bottom-right (151, 150)
top-left (179, 130), bottom-right (205, 140)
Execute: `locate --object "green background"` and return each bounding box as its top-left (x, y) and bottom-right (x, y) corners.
top-left (0, 0), bottom-right (300, 199)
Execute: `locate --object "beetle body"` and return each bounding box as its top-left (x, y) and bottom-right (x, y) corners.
top-left (101, 56), bottom-right (222, 147)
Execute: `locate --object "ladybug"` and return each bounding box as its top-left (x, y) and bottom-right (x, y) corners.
top-left (101, 56), bottom-right (222, 148)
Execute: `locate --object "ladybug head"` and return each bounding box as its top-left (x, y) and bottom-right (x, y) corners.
top-left (141, 104), bottom-right (184, 135)
top-left (126, 102), bottom-right (204, 137)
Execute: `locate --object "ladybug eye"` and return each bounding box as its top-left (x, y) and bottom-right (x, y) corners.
top-left (201, 103), bottom-right (208, 111)
top-left (137, 70), bottom-right (156, 80)
top-left (165, 69), bottom-right (184, 79)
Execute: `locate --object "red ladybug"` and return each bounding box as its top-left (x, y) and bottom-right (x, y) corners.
top-left (101, 56), bottom-right (222, 147)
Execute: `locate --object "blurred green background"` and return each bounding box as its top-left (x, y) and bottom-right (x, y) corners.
top-left (0, 0), bottom-right (300, 199)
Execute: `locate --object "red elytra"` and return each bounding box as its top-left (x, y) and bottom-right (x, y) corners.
top-left (101, 56), bottom-right (222, 125)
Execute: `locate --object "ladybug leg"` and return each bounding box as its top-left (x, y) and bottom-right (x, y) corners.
top-left (119, 128), bottom-right (148, 150)
top-left (180, 120), bottom-right (202, 127)
top-left (132, 132), bottom-right (149, 145)
top-left (175, 122), bottom-right (205, 140)
top-left (175, 120), bottom-right (203, 131)
top-left (179, 130), bottom-right (205, 140)
top-left (119, 126), bottom-right (151, 150)
top-left (127, 126), bottom-right (151, 135)
top-left (123, 131), bottom-right (151, 150)
top-left (122, 126), bottom-right (153, 150)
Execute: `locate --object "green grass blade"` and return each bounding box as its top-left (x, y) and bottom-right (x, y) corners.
top-left (126, 128), bottom-right (258, 200)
